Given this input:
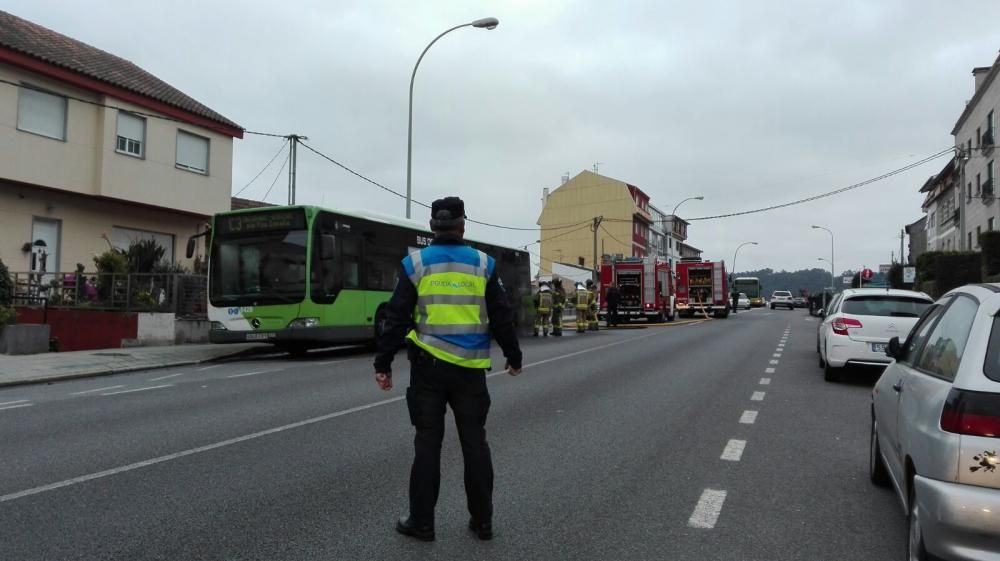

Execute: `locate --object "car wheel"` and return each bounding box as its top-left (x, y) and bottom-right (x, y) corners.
top-left (823, 350), bottom-right (840, 382)
top-left (770, 304), bottom-right (774, 310)
top-left (908, 486), bottom-right (929, 561)
top-left (869, 415), bottom-right (891, 487)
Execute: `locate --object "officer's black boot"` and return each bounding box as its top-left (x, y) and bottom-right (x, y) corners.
top-left (396, 516), bottom-right (435, 541)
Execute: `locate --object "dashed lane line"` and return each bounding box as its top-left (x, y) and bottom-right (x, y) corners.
top-left (760, 378), bottom-right (771, 385)
top-left (0, 329), bottom-right (666, 504)
top-left (0, 399), bottom-right (29, 406)
top-left (101, 385), bottom-right (173, 396)
top-left (688, 489), bottom-right (728, 529)
top-left (772, 353), bottom-right (782, 358)
top-left (197, 365), bottom-right (222, 371)
top-left (768, 360), bottom-right (779, 365)
top-left (0, 403), bottom-right (33, 412)
top-left (70, 385), bottom-right (124, 396)
top-left (739, 410), bottom-right (758, 424)
top-left (751, 391), bottom-right (766, 401)
top-left (148, 372), bottom-right (186, 382)
top-left (765, 367), bottom-right (775, 374)
top-left (720, 439), bottom-right (746, 462)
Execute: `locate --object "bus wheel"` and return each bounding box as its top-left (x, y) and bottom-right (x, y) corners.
top-left (284, 344), bottom-right (309, 358)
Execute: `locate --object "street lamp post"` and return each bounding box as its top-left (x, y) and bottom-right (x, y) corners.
top-left (405, 17), bottom-right (499, 219)
top-left (812, 225), bottom-right (835, 312)
top-left (668, 196), bottom-right (704, 262)
top-left (730, 241), bottom-right (758, 314)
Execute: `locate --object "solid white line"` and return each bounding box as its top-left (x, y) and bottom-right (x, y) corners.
top-left (1, 329), bottom-right (663, 504)
top-left (688, 489), bottom-right (727, 529)
top-left (765, 367), bottom-right (775, 374)
top-left (739, 410), bottom-right (758, 424)
top-left (149, 372), bottom-right (185, 382)
top-left (760, 378), bottom-right (771, 385)
top-left (70, 385), bottom-right (125, 396)
top-left (0, 399), bottom-right (29, 406)
top-left (0, 403), bottom-right (33, 412)
top-left (751, 391), bottom-right (766, 401)
top-left (197, 365), bottom-right (222, 371)
top-left (720, 439), bottom-right (746, 461)
top-left (101, 385), bottom-right (173, 396)
top-left (769, 359), bottom-right (779, 365)
top-left (316, 359), bottom-right (353, 366)
top-left (227, 371), bottom-right (267, 379)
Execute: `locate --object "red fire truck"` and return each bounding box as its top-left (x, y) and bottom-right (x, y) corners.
top-left (675, 258), bottom-right (730, 319)
top-left (598, 256), bottom-right (674, 323)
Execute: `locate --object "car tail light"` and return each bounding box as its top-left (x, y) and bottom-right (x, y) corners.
top-left (940, 388), bottom-right (1000, 438)
top-left (831, 316), bottom-right (863, 335)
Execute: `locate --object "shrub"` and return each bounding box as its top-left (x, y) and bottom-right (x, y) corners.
top-left (0, 258), bottom-right (12, 306)
top-left (126, 239), bottom-right (166, 274)
top-left (933, 252), bottom-right (982, 297)
top-left (916, 251), bottom-right (945, 281)
top-left (0, 305), bottom-right (15, 328)
top-left (888, 264), bottom-right (905, 289)
top-left (981, 230), bottom-right (1000, 277)
top-left (93, 250), bottom-right (128, 302)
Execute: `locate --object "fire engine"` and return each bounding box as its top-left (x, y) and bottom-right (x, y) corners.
top-left (675, 258), bottom-right (730, 319)
top-left (598, 256), bottom-right (674, 323)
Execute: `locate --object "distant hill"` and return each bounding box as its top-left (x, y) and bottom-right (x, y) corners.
top-left (733, 267), bottom-right (864, 296)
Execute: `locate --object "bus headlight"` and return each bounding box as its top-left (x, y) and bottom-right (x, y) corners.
top-left (210, 321), bottom-right (227, 331)
top-left (288, 318), bottom-right (320, 328)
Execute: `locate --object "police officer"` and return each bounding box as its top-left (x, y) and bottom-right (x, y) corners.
top-left (533, 281), bottom-right (553, 337)
top-left (573, 282), bottom-right (590, 333)
top-left (605, 282), bottom-right (621, 327)
top-left (585, 279), bottom-right (599, 331)
top-left (551, 278), bottom-right (566, 336)
top-left (374, 197), bottom-right (523, 542)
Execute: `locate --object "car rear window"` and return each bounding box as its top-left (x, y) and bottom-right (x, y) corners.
top-left (986, 316), bottom-right (1000, 383)
top-left (773, 291), bottom-right (791, 297)
top-left (841, 295), bottom-right (931, 318)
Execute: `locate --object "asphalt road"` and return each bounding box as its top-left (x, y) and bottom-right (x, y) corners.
top-left (0, 309), bottom-right (908, 560)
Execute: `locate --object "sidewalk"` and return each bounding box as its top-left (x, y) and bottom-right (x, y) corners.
top-left (0, 343), bottom-right (267, 388)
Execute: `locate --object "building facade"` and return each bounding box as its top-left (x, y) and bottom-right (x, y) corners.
top-left (905, 216), bottom-right (927, 265)
top-left (0, 10), bottom-right (242, 275)
top-left (952, 59), bottom-right (1000, 250)
top-left (920, 158), bottom-right (961, 252)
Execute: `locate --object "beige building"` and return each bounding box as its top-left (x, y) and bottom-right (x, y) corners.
top-left (952, 59), bottom-right (1000, 250)
top-left (0, 10), bottom-right (242, 275)
top-left (536, 170), bottom-right (656, 276)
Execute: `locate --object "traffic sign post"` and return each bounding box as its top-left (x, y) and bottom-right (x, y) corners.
top-left (903, 266), bottom-right (916, 284)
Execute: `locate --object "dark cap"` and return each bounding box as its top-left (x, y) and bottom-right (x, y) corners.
top-left (430, 196), bottom-right (466, 230)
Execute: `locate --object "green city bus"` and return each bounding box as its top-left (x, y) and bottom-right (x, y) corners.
top-left (188, 205), bottom-right (533, 352)
top-left (733, 277), bottom-right (764, 307)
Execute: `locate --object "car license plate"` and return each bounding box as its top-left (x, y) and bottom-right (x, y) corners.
top-left (871, 342), bottom-right (887, 353)
top-left (245, 333), bottom-right (271, 341)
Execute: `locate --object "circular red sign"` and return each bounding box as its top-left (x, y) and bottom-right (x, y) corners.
top-left (862, 268), bottom-right (874, 280)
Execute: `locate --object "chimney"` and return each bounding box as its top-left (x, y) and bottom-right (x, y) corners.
top-left (973, 66), bottom-right (992, 93)
top-left (542, 187), bottom-right (549, 207)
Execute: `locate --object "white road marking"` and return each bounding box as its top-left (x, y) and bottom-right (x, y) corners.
top-left (772, 353), bottom-right (782, 358)
top-left (0, 403), bottom-right (33, 412)
top-left (227, 371), bottom-right (267, 379)
top-left (197, 365), bottom-right (222, 371)
top-left (760, 378), bottom-right (771, 385)
top-left (688, 489), bottom-right (728, 529)
top-left (720, 439), bottom-right (746, 461)
top-left (769, 359), bottom-right (779, 365)
top-left (148, 372), bottom-right (186, 382)
top-left (316, 359), bottom-right (353, 366)
top-left (765, 367), bottom-right (775, 374)
top-left (70, 385), bottom-right (125, 396)
top-left (0, 399), bottom-right (29, 406)
top-left (101, 385), bottom-right (173, 396)
top-left (751, 391), bottom-right (766, 401)
top-left (1, 330), bottom-right (665, 503)
top-left (739, 410), bottom-right (758, 424)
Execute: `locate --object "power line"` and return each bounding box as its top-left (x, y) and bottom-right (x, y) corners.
top-left (687, 148), bottom-right (954, 221)
top-left (260, 149), bottom-right (291, 203)
top-left (233, 140), bottom-right (288, 197)
top-left (599, 224), bottom-right (631, 247)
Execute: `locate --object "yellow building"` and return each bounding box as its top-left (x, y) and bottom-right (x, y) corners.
top-left (536, 170), bottom-right (655, 276)
top-left (0, 10), bottom-right (242, 275)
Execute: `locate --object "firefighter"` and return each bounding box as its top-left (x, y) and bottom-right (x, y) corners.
top-left (573, 282), bottom-right (590, 333)
top-left (551, 278), bottom-right (566, 336)
top-left (533, 282), bottom-right (553, 337)
top-left (605, 282), bottom-right (621, 327)
top-left (586, 279), bottom-right (599, 331)
top-left (373, 196), bottom-right (523, 542)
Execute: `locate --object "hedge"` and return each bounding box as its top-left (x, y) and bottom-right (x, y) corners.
top-left (933, 252), bottom-right (982, 297)
top-left (981, 230), bottom-right (1000, 277)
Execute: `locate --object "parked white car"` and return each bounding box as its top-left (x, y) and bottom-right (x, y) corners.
top-left (737, 293), bottom-right (750, 310)
top-left (870, 283), bottom-right (1000, 561)
top-left (817, 288), bottom-right (933, 382)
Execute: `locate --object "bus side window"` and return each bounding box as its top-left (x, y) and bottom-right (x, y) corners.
top-left (340, 236), bottom-right (362, 289)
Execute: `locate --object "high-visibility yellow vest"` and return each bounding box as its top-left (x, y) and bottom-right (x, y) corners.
top-left (575, 288), bottom-right (590, 310)
top-left (402, 244), bottom-right (493, 369)
top-left (538, 291), bottom-right (552, 313)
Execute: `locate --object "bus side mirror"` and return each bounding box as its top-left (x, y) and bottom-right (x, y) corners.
top-left (186, 237), bottom-right (197, 259)
top-left (320, 235), bottom-right (336, 260)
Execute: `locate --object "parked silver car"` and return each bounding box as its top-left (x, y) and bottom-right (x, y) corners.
top-left (870, 283), bottom-right (1000, 561)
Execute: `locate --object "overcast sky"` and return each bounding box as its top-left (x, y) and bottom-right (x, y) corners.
top-left (9, 0), bottom-right (1000, 274)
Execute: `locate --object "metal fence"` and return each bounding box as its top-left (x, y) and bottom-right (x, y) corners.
top-left (10, 272), bottom-right (208, 318)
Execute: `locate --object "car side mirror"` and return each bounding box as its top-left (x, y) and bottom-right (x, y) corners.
top-left (320, 235), bottom-right (336, 260)
top-left (886, 336), bottom-right (902, 359)
top-left (818, 308), bottom-right (825, 318)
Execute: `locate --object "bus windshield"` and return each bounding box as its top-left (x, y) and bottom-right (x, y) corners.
top-left (734, 279), bottom-right (761, 298)
top-left (210, 229), bottom-right (309, 306)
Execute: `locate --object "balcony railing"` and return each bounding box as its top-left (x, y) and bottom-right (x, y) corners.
top-left (9, 271), bottom-right (208, 318)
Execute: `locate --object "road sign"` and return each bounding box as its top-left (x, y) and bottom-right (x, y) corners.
top-left (903, 266), bottom-right (916, 283)
top-left (879, 264), bottom-right (891, 274)
top-left (843, 276), bottom-right (852, 285)
top-left (862, 268), bottom-right (874, 281)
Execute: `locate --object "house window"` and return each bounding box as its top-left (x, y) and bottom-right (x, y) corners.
top-left (578, 257), bottom-right (585, 267)
top-left (968, 182), bottom-right (973, 203)
top-left (111, 226), bottom-right (175, 263)
top-left (176, 130), bottom-right (209, 174)
top-left (116, 112), bottom-right (145, 157)
top-left (977, 127), bottom-right (982, 148)
top-left (968, 232), bottom-right (973, 249)
top-left (989, 217), bottom-right (995, 231)
top-left (989, 161), bottom-right (996, 194)
top-left (977, 226), bottom-right (983, 247)
top-left (977, 173), bottom-right (982, 195)
top-left (16, 85), bottom-right (67, 140)
top-left (989, 110), bottom-right (996, 140)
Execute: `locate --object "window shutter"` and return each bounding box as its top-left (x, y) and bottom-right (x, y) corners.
top-left (176, 131), bottom-right (209, 173)
top-left (117, 112), bottom-right (144, 141)
top-left (17, 87), bottom-right (66, 139)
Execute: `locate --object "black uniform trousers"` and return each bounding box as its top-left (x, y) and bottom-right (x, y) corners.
top-left (406, 346), bottom-right (493, 527)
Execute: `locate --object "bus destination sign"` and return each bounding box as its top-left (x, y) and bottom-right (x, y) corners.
top-left (217, 210), bottom-right (306, 235)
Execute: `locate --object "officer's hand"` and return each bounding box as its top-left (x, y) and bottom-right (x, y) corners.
top-left (505, 361), bottom-right (522, 376)
top-left (375, 372), bottom-right (393, 391)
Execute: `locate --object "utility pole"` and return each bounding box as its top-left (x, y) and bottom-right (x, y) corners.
top-left (900, 229), bottom-right (906, 265)
top-left (286, 134), bottom-right (307, 205)
top-left (591, 215), bottom-right (604, 283)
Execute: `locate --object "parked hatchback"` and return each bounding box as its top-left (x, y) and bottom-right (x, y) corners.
top-left (870, 283), bottom-right (1000, 561)
top-left (818, 288), bottom-right (933, 382)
